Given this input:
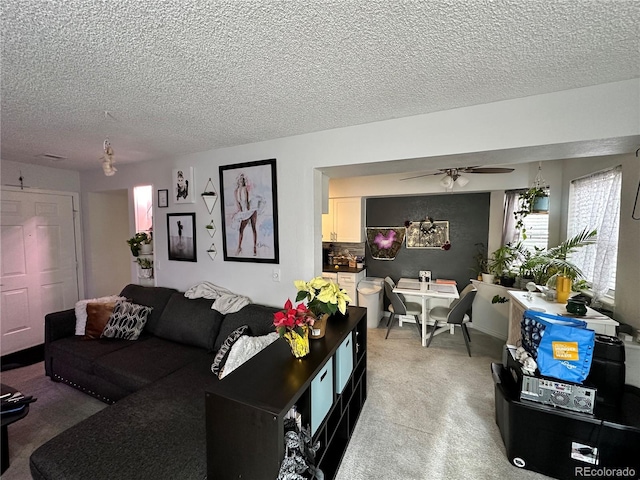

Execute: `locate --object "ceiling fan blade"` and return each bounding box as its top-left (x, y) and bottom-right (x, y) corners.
top-left (399, 171), bottom-right (442, 181)
top-left (463, 167), bottom-right (515, 174)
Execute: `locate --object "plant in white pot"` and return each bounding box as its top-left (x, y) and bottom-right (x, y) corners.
top-left (127, 232), bottom-right (152, 256)
top-left (134, 257), bottom-right (153, 278)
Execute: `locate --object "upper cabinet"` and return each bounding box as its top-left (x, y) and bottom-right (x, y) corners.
top-left (322, 197), bottom-right (364, 242)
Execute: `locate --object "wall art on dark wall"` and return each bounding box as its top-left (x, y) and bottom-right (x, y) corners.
top-left (366, 227), bottom-right (406, 260)
top-left (406, 220), bottom-right (449, 248)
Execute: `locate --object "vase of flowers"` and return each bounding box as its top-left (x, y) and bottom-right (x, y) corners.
top-left (273, 300), bottom-right (313, 358)
top-left (294, 277), bottom-right (352, 339)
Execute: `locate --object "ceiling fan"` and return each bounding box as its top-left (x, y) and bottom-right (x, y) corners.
top-left (401, 166), bottom-right (514, 189)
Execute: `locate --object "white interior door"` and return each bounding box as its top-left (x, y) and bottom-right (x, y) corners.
top-left (1, 190), bottom-right (80, 355)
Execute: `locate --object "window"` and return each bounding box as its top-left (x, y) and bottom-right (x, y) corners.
top-left (503, 189), bottom-right (549, 252)
top-left (567, 166), bottom-right (622, 299)
top-left (133, 185), bottom-right (153, 234)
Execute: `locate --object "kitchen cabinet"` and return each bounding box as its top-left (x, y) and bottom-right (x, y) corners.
top-left (337, 270), bottom-right (365, 307)
top-left (322, 197), bottom-right (364, 243)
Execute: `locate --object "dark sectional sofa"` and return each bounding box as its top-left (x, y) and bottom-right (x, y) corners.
top-left (30, 284), bottom-right (279, 480)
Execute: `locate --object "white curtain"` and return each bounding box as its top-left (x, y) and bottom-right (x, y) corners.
top-left (502, 190), bottom-right (520, 245)
top-left (567, 166), bottom-right (622, 300)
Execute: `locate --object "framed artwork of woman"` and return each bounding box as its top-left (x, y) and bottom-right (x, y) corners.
top-left (219, 159), bottom-right (279, 263)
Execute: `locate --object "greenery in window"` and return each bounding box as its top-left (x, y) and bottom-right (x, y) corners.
top-left (516, 228), bottom-right (597, 287)
top-left (513, 187), bottom-right (549, 239)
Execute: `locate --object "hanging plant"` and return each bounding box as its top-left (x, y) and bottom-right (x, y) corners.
top-left (513, 187), bottom-right (549, 239)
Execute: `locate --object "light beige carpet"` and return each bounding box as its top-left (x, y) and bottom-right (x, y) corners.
top-left (1, 323), bottom-right (552, 479)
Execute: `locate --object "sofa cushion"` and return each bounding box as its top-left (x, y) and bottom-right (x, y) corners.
top-left (214, 304), bottom-right (279, 351)
top-left (118, 284), bottom-right (178, 334)
top-left (84, 302), bottom-right (117, 339)
top-left (154, 294), bottom-right (224, 351)
top-left (30, 356), bottom-right (219, 480)
top-left (101, 300), bottom-right (152, 340)
top-left (48, 335), bottom-right (146, 375)
top-left (93, 337), bottom-right (208, 393)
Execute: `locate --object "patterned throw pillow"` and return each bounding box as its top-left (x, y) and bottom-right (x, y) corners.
top-left (211, 325), bottom-right (249, 378)
top-left (101, 300), bottom-right (153, 340)
top-left (219, 332), bottom-right (279, 379)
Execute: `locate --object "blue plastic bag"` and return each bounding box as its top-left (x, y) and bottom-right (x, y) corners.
top-left (521, 310), bottom-right (595, 384)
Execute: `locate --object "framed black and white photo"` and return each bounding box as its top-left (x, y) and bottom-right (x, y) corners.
top-left (172, 167), bottom-right (195, 204)
top-left (167, 213), bottom-right (197, 262)
top-left (219, 158), bottom-right (279, 263)
top-left (406, 220), bottom-right (449, 249)
top-left (157, 189), bottom-right (168, 208)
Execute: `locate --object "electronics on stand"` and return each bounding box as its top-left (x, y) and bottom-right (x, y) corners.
top-left (506, 334), bottom-right (626, 415)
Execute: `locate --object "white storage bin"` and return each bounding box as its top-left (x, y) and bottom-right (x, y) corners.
top-left (311, 360), bottom-right (334, 435)
top-left (335, 332), bottom-right (354, 394)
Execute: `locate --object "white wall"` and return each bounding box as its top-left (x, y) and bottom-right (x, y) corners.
top-left (66, 80), bottom-right (640, 324)
top-left (85, 191), bottom-right (131, 297)
top-left (1, 159), bottom-right (80, 192)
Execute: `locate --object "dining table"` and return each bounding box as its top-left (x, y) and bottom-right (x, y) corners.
top-left (393, 278), bottom-right (460, 346)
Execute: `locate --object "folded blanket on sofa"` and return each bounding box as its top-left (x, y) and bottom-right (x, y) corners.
top-left (184, 282), bottom-right (251, 314)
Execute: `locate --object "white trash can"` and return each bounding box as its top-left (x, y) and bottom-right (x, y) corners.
top-left (357, 277), bottom-right (385, 328)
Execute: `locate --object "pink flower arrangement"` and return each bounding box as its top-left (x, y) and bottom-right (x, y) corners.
top-left (273, 299), bottom-right (315, 337)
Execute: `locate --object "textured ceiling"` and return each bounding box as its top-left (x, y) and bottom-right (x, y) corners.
top-left (1, 0), bottom-right (639, 172)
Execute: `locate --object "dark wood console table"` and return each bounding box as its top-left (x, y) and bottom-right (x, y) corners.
top-left (206, 306), bottom-right (367, 480)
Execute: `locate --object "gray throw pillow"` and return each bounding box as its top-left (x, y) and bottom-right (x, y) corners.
top-left (211, 325), bottom-right (249, 378)
top-left (101, 300), bottom-right (153, 340)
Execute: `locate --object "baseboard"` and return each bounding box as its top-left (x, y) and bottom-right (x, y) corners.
top-left (1, 344), bottom-right (44, 371)
top-left (470, 323), bottom-right (507, 341)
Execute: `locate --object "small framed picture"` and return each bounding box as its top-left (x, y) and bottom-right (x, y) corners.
top-left (158, 189), bottom-right (169, 208)
top-left (167, 213), bottom-right (197, 262)
top-left (172, 167), bottom-right (195, 204)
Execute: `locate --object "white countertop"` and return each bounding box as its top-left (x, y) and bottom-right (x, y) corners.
top-left (508, 290), bottom-right (619, 327)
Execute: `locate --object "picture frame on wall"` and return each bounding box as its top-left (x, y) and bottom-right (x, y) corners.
top-left (406, 220), bottom-right (449, 249)
top-left (219, 158), bottom-right (279, 263)
top-left (172, 167), bottom-right (195, 204)
top-left (167, 213), bottom-right (197, 262)
top-left (158, 189), bottom-right (169, 208)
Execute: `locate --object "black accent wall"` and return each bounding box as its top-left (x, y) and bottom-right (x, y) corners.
top-left (365, 193), bottom-right (490, 288)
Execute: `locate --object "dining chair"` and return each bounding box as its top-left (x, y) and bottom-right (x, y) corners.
top-left (425, 287), bottom-right (477, 356)
top-left (383, 277), bottom-right (422, 339)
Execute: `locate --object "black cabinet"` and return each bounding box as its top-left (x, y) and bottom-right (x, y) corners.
top-left (493, 363), bottom-right (640, 479)
top-left (206, 306), bottom-right (367, 480)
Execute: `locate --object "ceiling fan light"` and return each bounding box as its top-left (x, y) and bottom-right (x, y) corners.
top-left (440, 175), bottom-right (454, 188)
top-left (455, 175), bottom-right (469, 187)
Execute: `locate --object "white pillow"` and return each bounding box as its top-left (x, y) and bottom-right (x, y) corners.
top-left (220, 333), bottom-right (279, 379)
top-left (75, 295), bottom-right (126, 335)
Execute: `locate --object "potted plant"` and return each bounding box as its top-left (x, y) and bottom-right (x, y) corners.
top-left (469, 243), bottom-right (488, 281)
top-left (126, 232), bottom-right (152, 257)
top-left (513, 187), bottom-right (549, 239)
top-left (517, 228), bottom-right (597, 289)
top-left (294, 276), bottom-right (352, 339)
top-left (134, 257), bottom-right (153, 278)
top-left (488, 243), bottom-right (522, 287)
